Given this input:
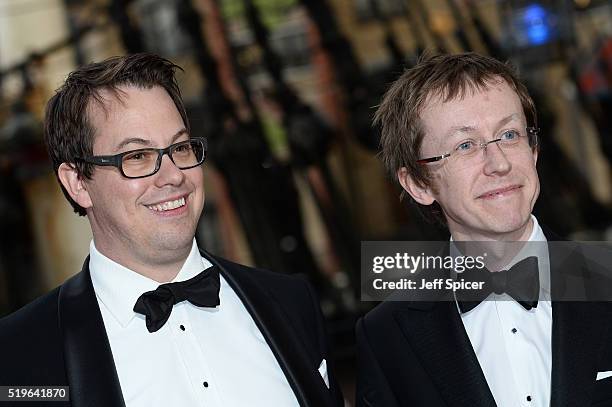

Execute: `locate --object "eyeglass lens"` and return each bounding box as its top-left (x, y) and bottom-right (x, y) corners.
top-left (121, 139), bottom-right (205, 178)
top-left (446, 132), bottom-right (533, 170)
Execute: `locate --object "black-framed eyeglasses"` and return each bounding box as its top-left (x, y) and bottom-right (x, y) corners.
top-left (77, 137), bottom-right (208, 179)
top-left (416, 127), bottom-right (539, 165)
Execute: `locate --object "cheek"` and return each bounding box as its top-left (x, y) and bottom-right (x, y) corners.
top-left (529, 169), bottom-right (540, 200)
top-left (121, 180), bottom-right (150, 207)
top-left (436, 170), bottom-right (471, 199)
top-left (189, 170), bottom-right (205, 197)
top-left (90, 172), bottom-right (145, 202)
top-left (193, 168), bottom-right (205, 186)
top-left (522, 155), bottom-right (539, 186)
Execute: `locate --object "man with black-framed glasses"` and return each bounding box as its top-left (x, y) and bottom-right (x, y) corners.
top-left (357, 53), bottom-right (612, 406)
top-left (0, 53), bottom-right (343, 407)
top-left (77, 136), bottom-right (207, 179)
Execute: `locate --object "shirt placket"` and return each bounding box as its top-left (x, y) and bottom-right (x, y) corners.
top-left (496, 298), bottom-right (535, 406)
top-left (169, 304), bottom-right (224, 407)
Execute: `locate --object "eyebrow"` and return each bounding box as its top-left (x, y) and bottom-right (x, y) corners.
top-left (445, 113), bottom-right (522, 138)
top-left (114, 128), bottom-right (189, 152)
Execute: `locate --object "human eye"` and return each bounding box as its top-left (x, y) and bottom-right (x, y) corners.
top-left (500, 129), bottom-right (520, 141)
top-left (124, 149), bottom-right (154, 161)
top-left (174, 142), bottom-right (193, 153)
top-left (455, 140), bottom-right (476, 153)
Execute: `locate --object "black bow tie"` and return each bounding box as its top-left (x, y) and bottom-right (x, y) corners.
top-left (134, 266), bottom-right (221, 333)
top-left (456, 256), bottom-right (539, 313)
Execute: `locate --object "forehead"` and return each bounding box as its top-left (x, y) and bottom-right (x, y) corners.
top-left (87, 85), bottom-right (177, 121)
top-left (419, 80), bottom-right (524, 136)
top-left (87, 85), bottom-right (185, 151)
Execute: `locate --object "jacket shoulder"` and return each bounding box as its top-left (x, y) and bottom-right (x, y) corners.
top-left (360, 300), bottom-right (414, 331)
top-left (211, 254), bottom-right (325, 340)
top-left (212, 255), bottom-right (310, 287)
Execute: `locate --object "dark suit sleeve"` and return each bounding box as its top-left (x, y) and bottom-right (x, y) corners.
top-left (302, 279), bottom-right (345, 406)
top-left (356, 317), bottom-right (400, 407)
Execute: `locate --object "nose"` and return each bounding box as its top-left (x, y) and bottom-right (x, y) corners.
top-left (482, 142), bottom-right (511, 176)
top-left (154, 154), bottom-right (185, 187)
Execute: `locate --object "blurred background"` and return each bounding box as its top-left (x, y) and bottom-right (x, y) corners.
top-left (1, 0), bottom-right (612, 403)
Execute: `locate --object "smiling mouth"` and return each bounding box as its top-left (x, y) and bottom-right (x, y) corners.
top-left (478, 185), bottom-right (522, 199)
top-left (146, 196), bottom-right (186, 212)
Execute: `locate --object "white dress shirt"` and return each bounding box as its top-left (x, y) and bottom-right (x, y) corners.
top-left (456, 216), bottom-right (552, 407)
top-left (89, 239), bottom-right (299, 407)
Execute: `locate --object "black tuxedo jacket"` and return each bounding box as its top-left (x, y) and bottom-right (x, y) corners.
top-left (0, 252), bottom-right (344, 407)
top-left (356, 236), bottom-right (612, 407)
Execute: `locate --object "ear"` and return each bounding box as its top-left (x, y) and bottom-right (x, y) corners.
top-left (57, 163), bottom-right (93, 210)
top-left (397, 167), bottom-right (436, 205)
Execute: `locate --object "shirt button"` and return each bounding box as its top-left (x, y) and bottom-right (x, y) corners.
top-left (511, 328), bottom-right (518, 334)
top-left (526, 395), bottom-right (532, 402)
top-left (180, 325), bottom-right (185, 331)
top-left (203, 381), bottom-right (209, 388)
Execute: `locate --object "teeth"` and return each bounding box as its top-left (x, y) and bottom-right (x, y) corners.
top-left (485, 191), bottom-right (505, 198)
top-left (147, 197), bottom-right (185, 212)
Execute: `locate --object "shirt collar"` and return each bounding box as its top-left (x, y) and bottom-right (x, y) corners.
top-left (523, 215), bottom-right (552, 298)
top-left (89, 238), bottom-right (212, 328)
top-left (493, 214), bottom-right (548, 268)
top-left (528, 214), bottom-right (546, 242)
top-left (450, 215), bottom-right (551, 299)
top-left (449, 214), bottom-right (544, 244)
top-left (449, 215), bottom-right (548, 257)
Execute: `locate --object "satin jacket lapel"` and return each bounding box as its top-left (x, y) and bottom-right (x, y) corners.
top-left (206, 254), bottom-right (331, 407)
top-left (549, 243), bottom-right (612, 407)
top-left (58, 258), bottom-right (126, 407)
top-left (387, 243), bottom-right (495, 406)
top-left (393, 300), bottom-right (497, 407)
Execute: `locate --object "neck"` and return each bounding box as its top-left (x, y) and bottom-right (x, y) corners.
top-left (451, 217), bottom-right (534, 242)
top-left (450, 217), bottom-right (534, 270)
top-left (93, 241), bottom-right (190, 283)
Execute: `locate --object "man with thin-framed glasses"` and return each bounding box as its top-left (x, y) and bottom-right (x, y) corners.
top-left (0, 53), bottom-right (343, 407)
top-left (357, 53), bottom-right (612, 406)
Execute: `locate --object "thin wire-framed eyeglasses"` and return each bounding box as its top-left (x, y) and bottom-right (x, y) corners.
top-left (77, 137), bottom-right (208, 179)
top-left (416, 127), bottom-right (539, 165)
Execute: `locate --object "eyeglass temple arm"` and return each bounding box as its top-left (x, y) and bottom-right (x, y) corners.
top-left (416, 153), bottom-right (451, 164)
top-left (79, 155), bottom-right (122, 167)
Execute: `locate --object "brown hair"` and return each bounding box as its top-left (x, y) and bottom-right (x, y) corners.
top-left (44, 53), bottom-right (188, 216)
top-left (374, 52), bottom-right (538, 224)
